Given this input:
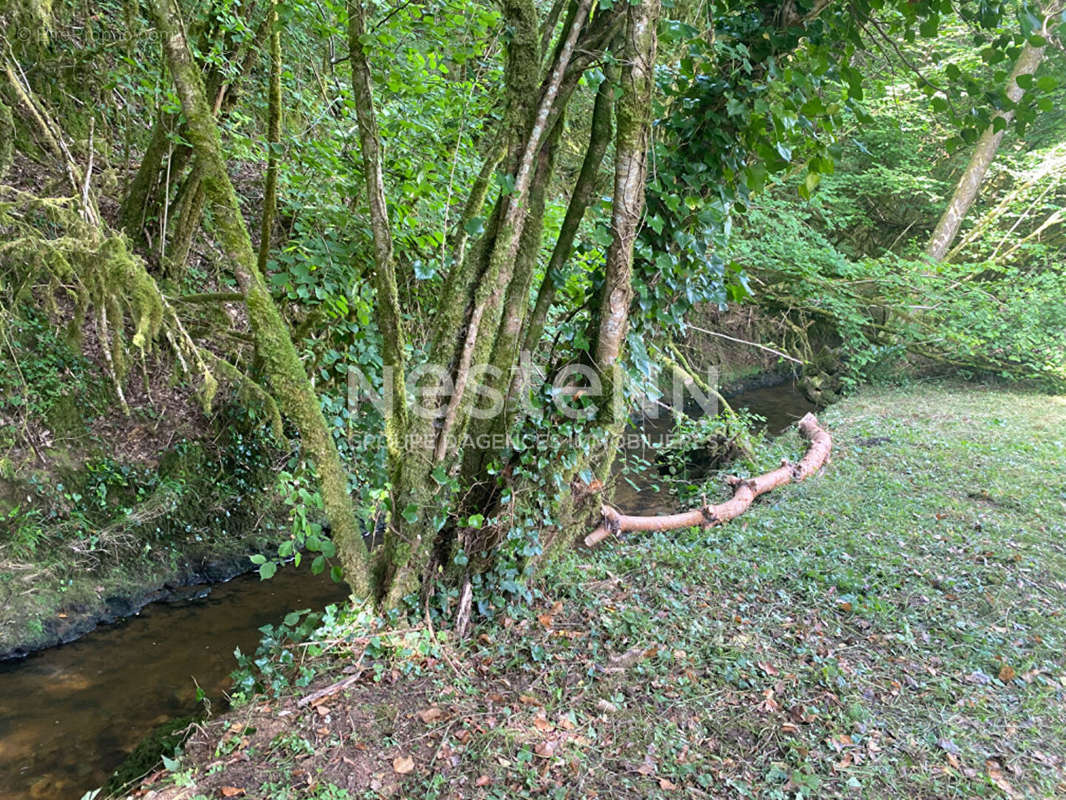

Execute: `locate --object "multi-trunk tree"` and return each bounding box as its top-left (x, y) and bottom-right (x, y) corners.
top-left (5, 0), bottom-right (1046, 620)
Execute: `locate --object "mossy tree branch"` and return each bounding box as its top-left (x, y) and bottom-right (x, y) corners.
top-left (148, 0), bottom-right (374, 600)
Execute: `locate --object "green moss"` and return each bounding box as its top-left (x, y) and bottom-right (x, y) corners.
top-left (105, 716), bottom-right (197, 795)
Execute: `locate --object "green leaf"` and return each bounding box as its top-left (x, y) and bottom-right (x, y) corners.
top-left (259, 562), bottom-right (277, 580)
top-left (413, 259), bottom-right (436, 280)
top-left (249, 554), bottom-right (267, 565)
top-left (330, 565), bottom-right (345, 583)
top-left (463, 216), bottom-right (486, 237)
top-left (311, 555), bottom-right (325, 575)
top-left (402, 503), bottom-right (420, 524)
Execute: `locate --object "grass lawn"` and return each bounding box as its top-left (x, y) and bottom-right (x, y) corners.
top-left (124, 381), bottom-right (1066, 800)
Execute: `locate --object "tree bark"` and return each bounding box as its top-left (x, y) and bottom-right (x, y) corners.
top-left (591, 0), bottom-right (658, 440)
top-left (924, 39), bottom-right (1046, 261)
top-left (257, 0), bottom-right (282, 274)
top-left (521, 60), bottom-right (616, 356)
top-left (585, 413), bottom-right (831, 545)
top-left (148, 0), bottom-right (374, 600)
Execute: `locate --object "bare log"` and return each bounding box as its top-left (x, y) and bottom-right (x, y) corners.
top-left (585, 413), bottom-right (831, 546)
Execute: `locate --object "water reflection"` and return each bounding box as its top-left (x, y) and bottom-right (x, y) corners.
top-left (0, 567), bottom-right (350, 799)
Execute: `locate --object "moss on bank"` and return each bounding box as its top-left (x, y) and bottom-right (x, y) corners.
top-left (0, 316), bottom-right (289, 657)
top-left (120, 380), bottom-right (1066, 799)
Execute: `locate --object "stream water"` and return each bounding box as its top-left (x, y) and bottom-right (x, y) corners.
top-left (0, 380), bottom-right (813, 800)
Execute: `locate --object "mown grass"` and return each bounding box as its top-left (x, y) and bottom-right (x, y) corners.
top-left (127, 381), bottom-right (1066, 800)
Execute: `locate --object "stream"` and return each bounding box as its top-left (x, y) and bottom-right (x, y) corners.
top-left (0, 380), bottom-right (813, 800)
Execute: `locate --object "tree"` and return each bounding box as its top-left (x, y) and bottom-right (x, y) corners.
top-left (925, 4), bottom-right (1060, 260)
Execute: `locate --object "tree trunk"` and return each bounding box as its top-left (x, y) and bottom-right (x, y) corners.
top-left (257, 0), bottom-right (281, 274)
top-left (924, 39), bottom-right (1046, 261)
top-left (592, 0), bottom-right (658, 441)
top-left (521, 60), bottom-right (616, 356)
top-left (148, 0), bottom-right (374, 600)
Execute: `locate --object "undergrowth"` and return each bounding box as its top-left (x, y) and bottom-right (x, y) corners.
top-left (126, 381), bottom-right (1066, 799)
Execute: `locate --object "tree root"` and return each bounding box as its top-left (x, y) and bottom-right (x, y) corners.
top-left (585, 412), bottom-right (831, 546)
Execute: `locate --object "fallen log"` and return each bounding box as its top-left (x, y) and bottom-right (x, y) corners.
top-left (585, 412), bottom-right (831, 547)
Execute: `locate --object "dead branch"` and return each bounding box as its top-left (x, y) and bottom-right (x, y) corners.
top-left (585, 413), bottom-right (831, 546)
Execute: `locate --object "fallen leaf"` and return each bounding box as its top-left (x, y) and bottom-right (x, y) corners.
top-left (658, 777), bottom-right (677, 790)
top-left (418, 707), bottom-right (443, 724)
top-left (533, 713), bottom-right (554, 732)
top-left (758, 662), bottom-right (779, 676)
top-left (534, 739), bottom-right (558, 758)
top-left (537, 614), bottom-right (554, 628)
top-left (220, 788), bottom-right (244, 798)
top-left (315, 705), bottom-right (330, 717)
top-left (392, 755), bottom-right (415, 775)
top-left (475, 775), bottom-right (492, 787)
top-left (986, 760), bottom-right (1018, 798)
top-left (519, 694), bottom-right (541, 706)
top-left (998, 665), bottom-right (1016, 682)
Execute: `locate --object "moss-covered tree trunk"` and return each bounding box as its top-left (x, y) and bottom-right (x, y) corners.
top-left (544, 0), bottom-right (660, 557)
top-left (257, 0), bottom-right (281, 275)
top-left (148, 0), bottom-right (374, 600)
top-left (522, 59), bottom-right (616, 356)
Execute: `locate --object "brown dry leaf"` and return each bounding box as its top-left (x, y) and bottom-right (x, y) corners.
top-left (475, 775), bottom-right (492, 787)
top-left (220, 788), bottom-right (245, 798)
top-left (758, 662), bottom-right (779, 676)
top-left (537, 614), bottom-right (554, 629)
top-left (315, 705), bottom-right (330, 717)
top-left (758, 688), bottom-right (780, 713)
top-left (636, 756), bottom-right (657, 776)
top-left (519, 694), bottom-right (542, 706)
top-left (392, 755), bottom-right (415, 775)
top-left (533, 713), bottom-right (554, 733)
top-left (557, 714), bottom-right (576, 731)
top-left (986, 760), bottom-right (1019, 798)
top-left (418, 707), bottom-right (443, 724)
top-left (550, 601), bottom-right (563, 614)
top-left (834, 754), bottom-right (853, 771)
top-left (658, 777), bottom-right (678, 790)
top-left (946, 753), bottom-right (961, 770)
top-left (534, 739), bottom-right (559, 758)
top-left (998, 665), bottom-right (1016, 682)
